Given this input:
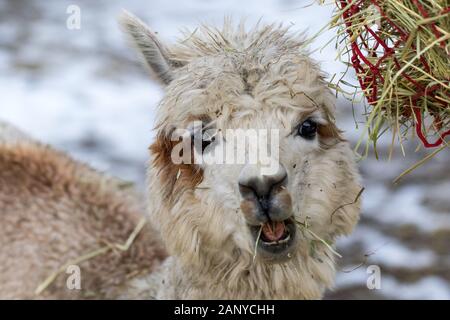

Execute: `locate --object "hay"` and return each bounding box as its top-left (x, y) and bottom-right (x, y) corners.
top-left (340, 240), bottom-right (389, 273)
top-left (330, 186), bottom-right (365, 223)
top-left (393, 142), bottom-right (447, 183)
top-left (295, 218), bottom-right (342, 258)
top-left (321, 0), bottom-right (450, 155)
top-left (252, 225), bottom-right (263, 264)
top-left (34, 217), bottom-right (147, 296)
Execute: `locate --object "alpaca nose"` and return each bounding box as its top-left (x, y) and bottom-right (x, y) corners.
top-left (238, 163), bottom-right (287, 203)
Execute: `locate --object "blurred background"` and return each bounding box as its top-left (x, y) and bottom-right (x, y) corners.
top-left (0, 0), bottom-right (448, 299)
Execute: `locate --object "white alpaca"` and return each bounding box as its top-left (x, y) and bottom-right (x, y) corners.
top-left (120, 12), bottom-right (362, 299)
top-left (0, 13), bottom-right (361, 300)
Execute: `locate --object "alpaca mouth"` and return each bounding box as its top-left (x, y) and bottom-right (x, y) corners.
top-left (249, 218), bottom-right (297, 262)
top-left (261, 220), bottom-right (290, 243)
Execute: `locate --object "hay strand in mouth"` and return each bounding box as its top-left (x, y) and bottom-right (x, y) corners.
top-left (295, 220), bottom-right (342, 258)
top-left (305, 228), bottom-right (342, 258)
top-left (252, 225), bottom-right (263, 265)
top-left (34, 217), bottom-right (147, 296)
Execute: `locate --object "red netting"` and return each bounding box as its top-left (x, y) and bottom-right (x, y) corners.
top-left (338, 0), bottom-right (450, 148)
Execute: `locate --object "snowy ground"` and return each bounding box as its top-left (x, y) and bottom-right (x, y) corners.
top-left (1, 0), bottom-right (448, 299)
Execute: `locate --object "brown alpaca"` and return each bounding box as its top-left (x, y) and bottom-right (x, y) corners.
top-left (0, 122), bottom-right (166, 299)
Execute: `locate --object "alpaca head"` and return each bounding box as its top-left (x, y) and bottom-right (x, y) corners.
top-left (121, 12), bottom-right (362, 298)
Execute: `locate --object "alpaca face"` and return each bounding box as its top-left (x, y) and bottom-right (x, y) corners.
top-left (182, 106), bottom-right (324, 260)
top-left (185, 103), bottom-right (356, 264)
top-left (122, 13), bottom-right (361, 290)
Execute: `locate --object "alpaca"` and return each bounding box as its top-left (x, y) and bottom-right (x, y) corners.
top-left (0, 122), bottom-right (166, 299)
top-left (120, 12), bottom-right (362, 299)
top-left (0, 13), bottom-right (361, 300)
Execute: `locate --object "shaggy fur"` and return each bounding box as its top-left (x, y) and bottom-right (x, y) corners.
top-left (0, 14), bottom-right (362, 300)
top-left (0, 123), bottom-right (166, 299)
top-left (121, 13), bottom-right (362, 299)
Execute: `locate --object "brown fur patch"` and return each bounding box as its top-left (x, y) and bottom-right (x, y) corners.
top-left (318, 122), bottom-right (345, 149)
top-left (149, 132), bottom-right (203, 203)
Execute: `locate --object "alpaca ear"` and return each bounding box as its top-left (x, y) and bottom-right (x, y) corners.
top-left (119, 10), bottom-right (177, 85)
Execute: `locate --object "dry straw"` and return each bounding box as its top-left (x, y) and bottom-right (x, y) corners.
top-left (34, 217), bottom-right (147, 296)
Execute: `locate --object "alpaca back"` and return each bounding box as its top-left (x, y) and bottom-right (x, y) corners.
top-left (0, 122), bottom-right (167, 299)
top-left (0, 122), bottom-right (34, 145)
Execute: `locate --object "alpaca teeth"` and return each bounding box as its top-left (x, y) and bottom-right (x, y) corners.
top-left (263, 233), bottom-right (290, 246)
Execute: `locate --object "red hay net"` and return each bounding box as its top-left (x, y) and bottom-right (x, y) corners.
top-left (338, 0), bottom-right (450, 148)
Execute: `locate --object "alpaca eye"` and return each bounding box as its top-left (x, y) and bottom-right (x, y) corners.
top-left (201, 130), bottom-right (216, 152)
top-left (297, 119), bottom-right (317, 139)
top-left (191, 128), bottom-right (217, 153)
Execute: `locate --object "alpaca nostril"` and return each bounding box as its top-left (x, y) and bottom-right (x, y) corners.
top-left (239, 163), bottom-right (287, 194)
top-left (238, 172), bottom-right (288, 200)
top-left (258, 197), bottom-right (271, 212)
top-left (238, 163), bottom-right (288, 221)
top-left (239, 163), bottom-right (292, 224)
